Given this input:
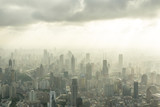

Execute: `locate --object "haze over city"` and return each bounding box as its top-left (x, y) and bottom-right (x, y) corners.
top-left (1, 0), bottom-right (160, 107)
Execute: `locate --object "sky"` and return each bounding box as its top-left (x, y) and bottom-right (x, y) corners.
top-left (0, 0), bottom-right (160, 50)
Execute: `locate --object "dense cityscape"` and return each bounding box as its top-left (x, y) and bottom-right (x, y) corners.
top-left (0, 49), bottom-right (159, 107)
top-left (1, 0), bottom-right (160, 107)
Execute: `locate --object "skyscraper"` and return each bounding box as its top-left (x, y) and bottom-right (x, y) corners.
top-left (29, 90), bottom-right (36, 101)
top-left (122, 68), bottom-right (126, 79)
top-left (50, 91), bottom-right (56, 107)
top-left (9, 84), bottom-right (16, 98)
top-left (119, 54), bottom-right (123, 69)
top-left (71, 55), bottom-right (75, 72)
top-left (86, 63), bottom-right (92, 80)
top-left (141, 74), bottom-right (148, 85)
top-left (60, 54), bottom-right (64, 70)
top-left (104, 83), bottom-right (114, 97)
top-left (43, 49), bottom-right (49, 65)
top-left (102, 60), bottom-right (108, 75)
top-left (11, 69), bottom-right (16, 83)
top-left (122, 85), bottom-right (131, 96)
top-left (0, 68), bottom-right (2, 80)
top-left (50, 72), bottom-right (54, 90)
top-left (134, 81), bottom-right (138, 99)
top-left (71, 78), bottom-right (78, 106)
top-left (9, 59), bottom-right (12, 68)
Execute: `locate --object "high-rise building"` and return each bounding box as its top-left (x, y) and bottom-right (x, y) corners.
top-left (141, 74), bottom-right (148, 85)
top-left (65, 59), bottom-right (70, 71)
top-left (11, 69), bottom-right (16, 82)
top-left (76, 97), bottom-right (83, 107)
top-left (71, 78), bottom-right (78, 106)
top-left (13, 59), bottom-right (15, 68)
top-left (0, 82), bottom-right (2, 96)
top-left (50, 72), bottom-right (54, 90)
top-left (79, 76), bottom-right (86, 91)
top-left (9, 83), bottom-right (16, 98)
top-left (104, 83), bottom-right (114, 97)
top-left (71, 55), bottom-right (75, 72)
top-left (2, 84), bottom-right (9, 98)
top-left (33, 79), bottom-right (38, 90)
top-left (102, 60), bottom-right (108, 75)
top-left (119, 54), bottom-right (123, 69)
top-left (39, 64), bottom-right (44, 76)
top-left (122, 68), bottom-right (126, 79)
top-left (9, 59), bottom-right (12, 68)
top-left (134, 81), bottom-right (138, 99)
top-left (29, 90), bottom-right (36, 101)
top-left (0, 68), bottom-right (2, 80)
top-left (60, 54), bottom-right (64, 71)
top-left (86, 63), bottom-right (92, 80)
top-left (50, 91), bottom-right (56, 107)
top-left (122, 85), bottom-right (131, 96)
top-left (156, 74), bottom-right (160, 85)
top-left (64, 71), bottom-right (68, 78)
top-left (43, 49), bottom-right (49, 65)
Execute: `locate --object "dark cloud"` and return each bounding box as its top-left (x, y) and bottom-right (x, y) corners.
top-left (0, 0), bottom-right (160, 26)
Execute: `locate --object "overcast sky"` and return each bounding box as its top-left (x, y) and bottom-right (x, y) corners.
top-left (0, 0), bottom-right (160, 50)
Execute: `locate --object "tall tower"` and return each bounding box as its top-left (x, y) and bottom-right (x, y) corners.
top-left (86, 63), bottom-right (92, 80)
top-left (43, 49), bottom-right (49, 65)
top-left (60, 54), bottom-right (64, 68)
top-left (71, 55), bottom-right (75, 72)
top-left (29, 90), bottom-right (36, 101)
top-left (141, 74), bottom-right (148, 85)
top-left (134, 81), bottom-right (138, 99)
top-left (11, 69), bottom-right (16, 82)
top-left (9, 59), bottom-right (12, 68)
top-left (102, 60), bottom-right (108, 75)
top-left (119, 54), bottom-right (123, 69)
top-left (71, 78), bottom-right (78, 106)
top-left (9, 84), bottom-right (16, 98)
top-left (122, 68), bottom-right (126, 79)
top-left (50, 91), bottom-right (56, 107)
top-left (104, 83), bottom-right (114, 97)
top-left (0, 68), bottom-right (2, 80)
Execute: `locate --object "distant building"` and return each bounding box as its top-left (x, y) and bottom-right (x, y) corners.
top-left (2, 84), bottom-right (9, 98)
top-left (71, 78), bottom-right (78, 106)
top-left (156, 74), bottom-right (160, 85)
top-left (60, 54), bottom-right (64, 71)
top-left (9, 83), bottom-right (16, 98)
top-left (71, 55), bottom-right (75, 72)
top-left (9, 59), bottom-right (12, 68)
top-left (11, 69), bottom-right (16, 82)
top-left (76, 97), bottom-right (83, 107)
top-left (0, 68), bottom-right (2, 80)
top-left (60, 54), bottom-right (64, 65)
top-left (29, 90), bottom-right (36, 102)
top-left (134, 81), bottom-right (138, 99)
top-left (122, 85), bottom-right (131, 96)
top-left (50, 91), bottom-right (56, 107)
top-left (122, 68), bottom-right (126, 79)
top-left (104, 83), bottom-right (114, 97)
top-left (39, 79), bottom-right (50, 90)
top-left (86, 63), bottom-right (92, 80)
top-left (102, 60), bottom-right (108, 75)
top-left (141, 74), bottom-right (148, 85)
top-left (118, 54), bottom-right (123, 69)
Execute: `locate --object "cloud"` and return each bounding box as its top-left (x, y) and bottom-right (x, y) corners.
top-left (0, 0), bottom-right (160, 26)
